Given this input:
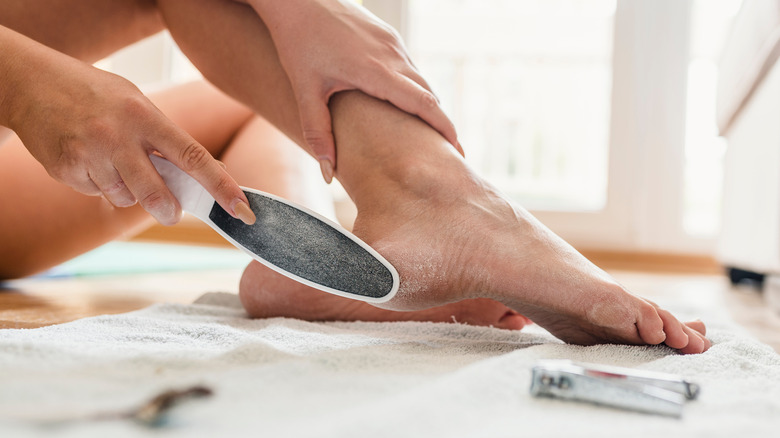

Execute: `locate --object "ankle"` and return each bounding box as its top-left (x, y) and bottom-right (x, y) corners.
top-left (330, 90), bottom-right (469, 202)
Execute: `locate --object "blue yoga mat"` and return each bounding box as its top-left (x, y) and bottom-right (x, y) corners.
top-left (38, 242), bottom-right (251, 278)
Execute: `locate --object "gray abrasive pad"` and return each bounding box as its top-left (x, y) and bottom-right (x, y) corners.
top-left (209, 191), bottom-right (395, 299)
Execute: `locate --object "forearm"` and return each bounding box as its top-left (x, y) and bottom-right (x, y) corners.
top-left (234, 0), bottom-right (461, 179)
top-left (0, 0), bottom-right (167, 128)
top-left (2, 5), bottom-right (252, 227)
top-left (0, 25), bottom-right (87, 131)
top-left (0, 25), bottom-right (38, 129)
top-left (242, 0), bottom-right (302, 25)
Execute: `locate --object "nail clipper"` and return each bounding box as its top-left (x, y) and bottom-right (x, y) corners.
top-left (530, 360), bottom-right (700, 417)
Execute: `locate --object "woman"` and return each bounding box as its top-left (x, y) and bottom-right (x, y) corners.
top-left (0, 0), bottom-right (710, 353)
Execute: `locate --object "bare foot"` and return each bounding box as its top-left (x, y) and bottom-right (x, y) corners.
top-left (344, 158), bottom-right (710, 354)
top-left (321, 91), bottom-right (710, 354)
top-left (239, 260), bottom-right (531, 330)
top-left (238, 91), bottom-right (708, 354)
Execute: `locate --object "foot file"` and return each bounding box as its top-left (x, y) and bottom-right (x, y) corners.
top-left (150, 155), bottom-right (399, 303)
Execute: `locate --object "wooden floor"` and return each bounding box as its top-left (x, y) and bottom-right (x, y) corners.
top-left (0, 269), bottom-right (238, 329)
top-left (1, 256), bottom-right (779, 353)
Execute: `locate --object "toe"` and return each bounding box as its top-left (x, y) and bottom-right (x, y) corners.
top-left (496, 311), bottom-right (532, 330)
top-left (447, 299), bottom-right (530, 330)
top-left (657, 308), bottom-right (689, 349)
top-left (685, 319), bottom-right (707, 336)
top-left (636, 301), bottom-right (666, 345)
top-left (678, 325), bottom-right (708, 354)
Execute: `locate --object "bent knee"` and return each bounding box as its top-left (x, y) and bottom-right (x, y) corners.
top-left (0, 259), bottom-right (43, 281)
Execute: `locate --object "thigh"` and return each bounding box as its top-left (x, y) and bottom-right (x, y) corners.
top-left (0, 0), bottom-right (164, 63)
top-left (0, 127), bottom-right (11, 145)
top-left (0, 135), bottom-right (146, 280)
top-left (158, 0), bottom-right (305, 149)
top-left (0, 81), bottom-right (253, 280)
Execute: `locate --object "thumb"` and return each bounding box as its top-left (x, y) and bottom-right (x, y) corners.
top-left (298, 92), bottom-right (337, 184)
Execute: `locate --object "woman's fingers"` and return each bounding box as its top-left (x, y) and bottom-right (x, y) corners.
top-left (362, 69), bottom-right (462, 156)
top-left (88, 166), bottom-right (137, 208)
top-left (249, 0), bottom-right (462, 175)
top-left (295, 88), bottom-right (337, 183)
top-left (114, 151), bottom-right (181, 225)
top-left (297, 71), bottom-right (462, 184)
top-left (65, 171), bottom-right (103, 198)
top-left (392, 67), bottom-right (462, 151)
top-left (151, 125), bottom-right (255, 225)
top-left (5, 34), bottom-right (249, 226)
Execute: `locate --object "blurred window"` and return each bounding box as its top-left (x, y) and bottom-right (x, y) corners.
top-left (683, 0), bottom-right (742, 237)
top-left (406, 0), bottom-right (616, 211)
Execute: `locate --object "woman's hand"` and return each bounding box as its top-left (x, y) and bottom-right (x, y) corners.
top-left (0, 26), bottom-right (254, 225)
top-left (248, 0), bottom-right (461, 183)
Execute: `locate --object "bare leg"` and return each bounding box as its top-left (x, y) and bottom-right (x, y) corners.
top-left (0, 127), bottom-right (11, 145)
top-left (158, 0), bottom-right (709, 351)
top-left (224, 117), bottom-right (531, 330)
top-left (0, 0), bottom-right (164, 63)
top-left (0, 82), bottom-right (252, 278)
top-left (331, 92), bottom-right (708, 351)
top-left (3, 76), bottom-right (525, 331)
top-left (0, 1), bottom-right (527, 330)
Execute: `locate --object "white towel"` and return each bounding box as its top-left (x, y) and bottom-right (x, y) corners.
top-left (0, 292), bottom-right (778, 438)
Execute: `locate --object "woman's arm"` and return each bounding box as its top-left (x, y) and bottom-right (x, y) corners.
top-left (0, 25), bottom-right (254, 225)
top-left (245, 0), bottom-right (461, 182)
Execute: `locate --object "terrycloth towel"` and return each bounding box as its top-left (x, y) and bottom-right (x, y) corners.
top-left (0, 292), bottom-right (778, 438)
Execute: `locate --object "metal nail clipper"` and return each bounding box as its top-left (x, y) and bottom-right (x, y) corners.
top-left (530, 360), bottom-right (700, 417)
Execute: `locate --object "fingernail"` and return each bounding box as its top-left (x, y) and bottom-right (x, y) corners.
top-left (233, 200), bottom-right (256, 225)
top-left (216, 160), bottom-right (227, 170)
top-left (152, 208), bottom-right (181, 226)
top-left (319, 159), bottom-right (334, 184)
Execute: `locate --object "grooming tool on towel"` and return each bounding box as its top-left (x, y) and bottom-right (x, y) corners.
top-left (530, 360), bottom-right (700, 417)
top-left (17, 385), bottom-right (213, 427)
top-left (150, 155), bottom-right (399, 303)
top-left (128, 385), bottom-right (213, 426)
